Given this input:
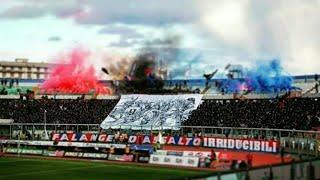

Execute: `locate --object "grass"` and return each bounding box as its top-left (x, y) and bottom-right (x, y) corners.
top-left (0, 157), bottom-right (208, 180)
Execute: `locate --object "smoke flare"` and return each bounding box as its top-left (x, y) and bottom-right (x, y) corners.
top-left (41, 49), bottom-right (111, 94)
top-left (222, 59), bottom-right (293, 93)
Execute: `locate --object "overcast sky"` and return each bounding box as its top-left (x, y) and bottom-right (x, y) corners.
top-left (0, 0), bottom-right (319, 77)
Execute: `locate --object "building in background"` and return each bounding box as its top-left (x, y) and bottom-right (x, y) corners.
top-left (0, 58), bottom-right (52, 79)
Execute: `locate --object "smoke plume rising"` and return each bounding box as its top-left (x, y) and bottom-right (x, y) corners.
top-left (104, 56), bottom-right (133, 80)
top-left (221, 59), bottom-right (293, 93)
top-left (41, 49), bottom-right (111, 94)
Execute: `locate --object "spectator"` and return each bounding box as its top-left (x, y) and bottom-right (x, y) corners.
top-left (239, 160), bottom-right (248, 170)
top-left (246, 153), bottom-right (253, 168)
top-left (125, 144), bottom-right (130, 155)
top-left (0, 99), bottom-right (118, 124)
top-left (109, 145), bottom-right (115, 155)
top-left (0, 97), bottom-right (319, 131)
top-left (184, 98), bottom-right (320, 130)
top-left (210, 149), bottom-right (216, 162)
top-left (280, 147), bottom-right (285, 163)
top-left (230, 160), bottom-right (238, 170)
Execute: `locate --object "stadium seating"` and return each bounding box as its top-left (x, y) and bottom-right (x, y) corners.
top-left (0, 99), bottom-right (118, 124)
top-left (0, 98), bottom-right (319, 130)
top-left (184, 98), bottom-right (320, 130)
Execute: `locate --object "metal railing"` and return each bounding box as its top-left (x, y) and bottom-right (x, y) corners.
top-left (1, 123), bottom-right (320, 156)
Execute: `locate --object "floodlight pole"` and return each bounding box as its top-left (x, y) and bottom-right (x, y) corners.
top-left (44, 109), bottom-right (47, 130)
top-left (44, 109), bottom-right (48, 140)
top-left (18, 133), bottom-right (20, 158)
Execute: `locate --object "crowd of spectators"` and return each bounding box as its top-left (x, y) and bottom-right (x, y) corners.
top-left (184, 98), bottom-right (320, 130)
top-left (0, 97), bottom-right (319, 130)
top-left (0, 99), bottom-right (118, 124)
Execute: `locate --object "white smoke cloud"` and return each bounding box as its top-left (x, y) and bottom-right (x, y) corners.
top-left (196, 0), bottom-right (320, 74)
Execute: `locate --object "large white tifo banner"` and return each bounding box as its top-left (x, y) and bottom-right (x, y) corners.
top-left (100, 94), bottom-right (203, 130)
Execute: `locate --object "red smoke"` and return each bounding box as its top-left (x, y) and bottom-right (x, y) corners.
top-left (144, 67), bottom-right (153, 76)
top-left (41, 49), bottom-right (111, 94)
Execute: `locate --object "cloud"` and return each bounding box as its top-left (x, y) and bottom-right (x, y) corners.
top-left (0, 0), bottom-right (199, 25)
top-left (0, 0), bottom-right (319, 75)
top-left (144, 35), bottom-right (181, 47)
top-left (0, 0), bottom-right (87, 19)
top-left (48, 36), bottom-right (62, 42)
top-left (99, 25), bottom-right (144, 39)
top-left (109, 38), bottom-right (141, 48)
top-left (74, 0), bottom-right (199, 25)
top-left (196, 0), bottom-right (320, 74)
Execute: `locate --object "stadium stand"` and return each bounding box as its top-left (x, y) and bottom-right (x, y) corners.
top-left (0, 97), bottom-right (319, 130)
top-left (184, 98), bottom-right (320, 130)
top-left (0, 99), bottom-right (118, 124)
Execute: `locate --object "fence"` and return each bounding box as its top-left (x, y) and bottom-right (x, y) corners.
top-left (189, 158), bottom-right (320, 180)
top-left (0, 123), bottom-right (320, 156)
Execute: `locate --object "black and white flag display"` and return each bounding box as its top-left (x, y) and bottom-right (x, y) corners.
top-left (100, 94), bottom-right (203, 130)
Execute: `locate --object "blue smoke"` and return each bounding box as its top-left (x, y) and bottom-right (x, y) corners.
top-left (222, 59), bottom-right (293, 93)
